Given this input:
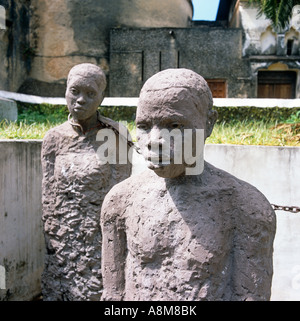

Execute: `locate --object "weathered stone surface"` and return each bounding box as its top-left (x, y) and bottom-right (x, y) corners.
top-left (0, 140), bottom-right (44, 301)
top-left (0, 97), bottom-right (17, 122)
top-left (0, 1), bottom-right (30, 92)
top-left (41, 64), bottom-right (131, 300)
top-left (101, 69), bottom-right (276, 301)
top-left (22, 0), bottom-right (192, 96)
top-left (109, 27), bottom-right (251, 97)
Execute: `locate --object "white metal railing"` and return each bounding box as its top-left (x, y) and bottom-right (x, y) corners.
top-left (1, 90), bottom-right (300, 108)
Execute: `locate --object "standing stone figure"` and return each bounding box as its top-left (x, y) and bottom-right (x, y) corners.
top-left (101, 68), bottom-right (276, 301)
top-left (41, 63), bottom-right (131, 300)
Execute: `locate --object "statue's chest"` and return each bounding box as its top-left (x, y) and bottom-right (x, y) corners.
top-left (54, 134), bottom-right (111, 188)
top-left (126, 187), bottom-right (232, 267)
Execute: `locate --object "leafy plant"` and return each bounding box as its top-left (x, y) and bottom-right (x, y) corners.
top-left (285, 110), bottom-right (300, 123)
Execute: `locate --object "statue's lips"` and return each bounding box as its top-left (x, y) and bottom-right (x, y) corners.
top-left (73, 105), bottom-right (86, 112)
top-left (146, 153), bottom-right (172, 165)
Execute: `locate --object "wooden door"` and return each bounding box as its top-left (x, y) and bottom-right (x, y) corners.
top-left (257, 71), bottom-right (296, 98)
top-left (206, 79), bottom-right (226, 98)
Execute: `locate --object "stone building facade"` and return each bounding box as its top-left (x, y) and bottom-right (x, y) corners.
top-left (109, 26), bottom-right (249, 97)
top-left (0, 0), bottom-right (31, 94)
top-left (236, 0), bottom-right (300, 99)
top-left (0, 0), bottom-right (193, 96)
top-left (0, 0), bottom-right (300, 98)
top-left (110, 0), bottom-right (300, 98)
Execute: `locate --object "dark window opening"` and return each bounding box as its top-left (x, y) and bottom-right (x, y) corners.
top-left (159, 51), bottom-right (162, 71)
top-left (287, 39), bottom-right (294, 56)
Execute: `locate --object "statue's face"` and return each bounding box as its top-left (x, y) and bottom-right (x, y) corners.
top-left (136, 89), bottom-right (208, 178)
top-left (66, 76), bottom-right (103, 121)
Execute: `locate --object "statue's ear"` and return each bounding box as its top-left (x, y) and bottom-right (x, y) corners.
top-left (98, 92), bottom-right (105, 105)
top-left (206, 109), bottom-right (218, 138)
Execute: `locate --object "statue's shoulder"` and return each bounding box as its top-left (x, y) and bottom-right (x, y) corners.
top-left (106, 169), bottom-right (150, 196)
top-left (102, 170), bottom-right (153, 208)
top-left (43, 121), bottom-right (70, 141)
top-left (207, 162), bottom-right (275, 228)
top-left (41, 121), bottom-right (73, 156)
top-left (101, 174), bottom-right (134, 223)
top-left (99, 115), bottom-right (119, 129)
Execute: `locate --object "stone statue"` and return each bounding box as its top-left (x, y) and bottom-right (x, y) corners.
top-left (100, 68), bottom-right (276, 301)
top-left (41, 63), bottom-right (131, 300)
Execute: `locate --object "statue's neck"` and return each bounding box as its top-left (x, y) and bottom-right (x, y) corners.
top-left (68, 112), bottom-right (100, 134)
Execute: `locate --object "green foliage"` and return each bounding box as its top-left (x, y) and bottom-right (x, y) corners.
top-left (17, 102), bottom-right (68, 124)
top-left (285, 110), bottom-right (300, 123)
top-left (207, 120), bottom-right (300, 146)
top-left (98, 106), bottom-right (136, 122)
top-left (0, 103), bottom-right (69, 139)
top-left (213, 106), bottom-right (300, 124)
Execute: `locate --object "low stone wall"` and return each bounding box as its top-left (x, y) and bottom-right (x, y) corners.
top-left (0, 140), bottom-right (299, 300)
top-left (0, 140), bottom-right (44, 301)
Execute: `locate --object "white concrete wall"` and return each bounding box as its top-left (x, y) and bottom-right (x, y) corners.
top-left (204, 144), bottom-right (300, 301)
top-left (0, 140), bottom-right (299, 300)
top-left (0, 140), bottom-right (44, 301)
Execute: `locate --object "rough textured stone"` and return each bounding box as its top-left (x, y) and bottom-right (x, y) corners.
top-left (41, 64), bottom-right (131, 300)
top-left (109, 27), bottom-right (251, 97)
top-left (0, 0), bottom-right (30, 92)
top-left (0, 97), bottom-right (17, 122)
top-left (22, 0), bottom-right (192, 96)
top-left (101, 69), bottom-right (276, 301)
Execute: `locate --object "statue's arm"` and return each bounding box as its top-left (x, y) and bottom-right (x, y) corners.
top-left (41, 131), bottom-right (57, 228)
top-left (231, 187), bottom-right (276, 301)
top-left (100, 189), bottom-right (127, 301)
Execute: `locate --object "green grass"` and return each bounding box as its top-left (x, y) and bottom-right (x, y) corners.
top-left (0, 103), bottom-right (299, 146)
top-left (0, 120), bottom-right (56, 139)
top-left (0, 103), bottom-right (67, 139)
top-left (207, 120), bottom-right (300, 146)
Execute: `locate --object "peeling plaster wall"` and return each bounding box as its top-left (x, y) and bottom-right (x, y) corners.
top-left (240, 3), bottom-right (271, 56)
top-left (22, 0), bottom-right (193, 97)
top-left (240, 2), bottom-right (300, 57)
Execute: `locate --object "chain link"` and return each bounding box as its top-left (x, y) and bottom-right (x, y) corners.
top-left (271, 204), bottom-right (300, 213)
top-left (98, 120), bottom-right (142, 154)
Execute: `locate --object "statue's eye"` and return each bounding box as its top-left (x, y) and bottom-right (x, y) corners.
top-left (170, 122), bottom-right (183, 129)
top-left (70, 88), bottom-right (79, 95)
top-left (136, 123), bottom-right (149, 131)
top-left (88, 91), bottom-right (96, 98)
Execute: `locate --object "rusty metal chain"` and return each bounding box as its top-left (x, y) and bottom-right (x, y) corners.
top-left (271, 204), bottom-right (300, 213)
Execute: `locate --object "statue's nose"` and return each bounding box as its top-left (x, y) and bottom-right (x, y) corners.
top-left (147, 127), bottom-right (163, 148)
top-left (77, 94), bottom-right (86, 104)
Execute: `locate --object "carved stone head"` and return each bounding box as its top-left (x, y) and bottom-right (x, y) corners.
top-left (65, 63), bottom-right (106, 122)
top-left (136, 68), bottom-right (218, 178)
